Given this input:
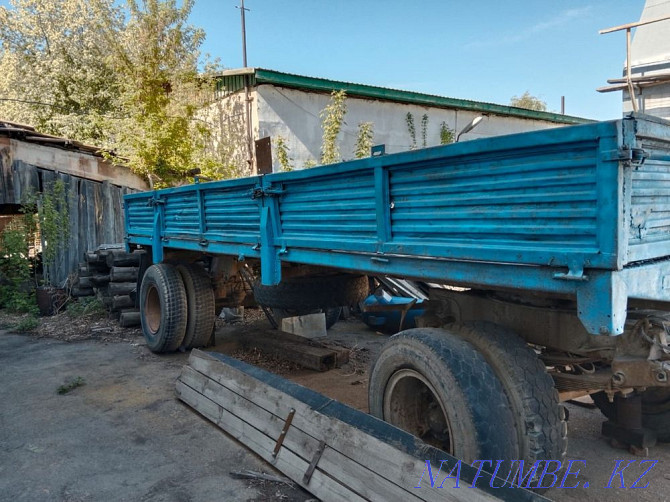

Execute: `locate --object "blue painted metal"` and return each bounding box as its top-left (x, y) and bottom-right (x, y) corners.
top-left (123, 114), bottom-right (670, 336)
top-left (361, 293), bottom-right (426, 333)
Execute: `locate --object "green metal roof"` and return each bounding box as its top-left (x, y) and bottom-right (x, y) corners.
top-left (215, 68), bottom-right (590, 125)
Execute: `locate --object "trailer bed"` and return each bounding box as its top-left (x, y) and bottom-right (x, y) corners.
top-left (125, 114), bottom-right (670, 336)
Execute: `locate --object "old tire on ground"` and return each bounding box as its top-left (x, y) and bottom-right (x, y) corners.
top-left (272, 307), bottom-right (342, 330)
top-left (177, 264), bottom-right (215, 349)
top-left (140, 264), bottom-right (187, 353)
top-left (592, 388), bottom-right (670, 442)
top-left (253, 274), bottom-right (368, 310)
top-left (448, 322), bottom-right (567, 464)
top-left (368, 328), bottom-right (518, 462)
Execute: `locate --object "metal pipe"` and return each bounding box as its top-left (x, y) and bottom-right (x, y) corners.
top-left (626, 28), bottom-right (638, 112)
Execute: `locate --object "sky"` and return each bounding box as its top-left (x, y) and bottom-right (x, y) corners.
top-left (188, 0), bottom-right (646, 120)
top-left (0, 0), bottom-right (647, 120)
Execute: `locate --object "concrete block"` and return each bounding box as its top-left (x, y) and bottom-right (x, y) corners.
top-left (280, 313), bottom-right (327, 339)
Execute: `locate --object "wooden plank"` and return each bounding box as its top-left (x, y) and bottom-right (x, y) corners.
top-left (0, 140), bottom-right (15, 205)
top-left (238, 331), bottom-right (338, 371)
top-left (184, 354), bottom-right (454, 501)
top-left (8, 138), bottom-right (148, 190)
top-left (176, 381), bottom-right (366, 502)
top-left (101, 181), bottom-right (115, 244)
top-left (179, 366), bottom-right (426, 502)
top-left (182, 351), bottom-right (542, 502)
top-left (237, 326), bottom-right (349, 366)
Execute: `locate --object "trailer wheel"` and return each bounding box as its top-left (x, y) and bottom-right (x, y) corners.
top-left (253, 274), bottom-right (368, 310)
top-left (177, 264), bottom-right (215, 349)
top-left (592, 388), bottom-right (670, 442)
top-left (368, 328), bottom-right (518, 462)
top-left (448, 322), bottom-right (568, 463)
top-left (272, 307), bottom-right (341, 329)
top-left (139, 264), bottom-right (187, 353)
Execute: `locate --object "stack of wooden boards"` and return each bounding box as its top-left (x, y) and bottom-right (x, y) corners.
top-left (177, 350), bottom-right (543, 502)
top-left (73, 244), bottom-right (143, 327)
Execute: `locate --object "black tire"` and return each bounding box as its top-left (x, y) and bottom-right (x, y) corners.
top-left (324, 306), bottom-right (341, 329)
top-left (272, 307), bottom-right (342, 330)
top-left (139, 264), bottom-right (187, 353)
top-left (448, 322), bottom-right (567, 464)
top-left (177, 264), bottom-right (215, 349)
top-left (592, 388), bottom-right (670, 442)
top-left (369, 328), bottom-right (518, 462)
top-left (253, 274), bottom-right (368, 310)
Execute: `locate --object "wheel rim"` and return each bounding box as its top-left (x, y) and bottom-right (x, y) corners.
top-left (383, 368), bottom-right (453, 452)
top-left (144, 284), bottom-right (161, 334)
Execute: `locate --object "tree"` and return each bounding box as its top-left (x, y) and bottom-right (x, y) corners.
top-left (274, 135), bottom-right (293, 172)
top-left (509, 91), bottom-right (547, 112)
top-left (439, 121), bottom-right (454, 145)
top-left (320, 90), bottom-right (347, 165)
top-left (0, 0), bottom-right (123, 142)
top-left (0, 0), bottom-right (228, 186)
top-left (354, 122), bottom-right (374, 159)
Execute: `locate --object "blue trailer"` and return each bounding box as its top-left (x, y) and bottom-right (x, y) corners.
top-left (125, 113), bottom-right (670, 467)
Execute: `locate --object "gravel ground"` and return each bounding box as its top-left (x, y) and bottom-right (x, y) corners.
top-left (1, 308), bottom-right (669, 501)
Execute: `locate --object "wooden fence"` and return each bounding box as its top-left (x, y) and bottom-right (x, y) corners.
top-left (0, 158), bottom-right (136, 287)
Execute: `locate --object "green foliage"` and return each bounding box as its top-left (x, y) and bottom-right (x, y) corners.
top-left (57, 376), bottom-right (85, 395)
top-left (405, 112), bottom-right (416, 150)
top-left (0, 0), bottom-right (226, 186)
top-left (38, 180), bottom-right (70, 287)
top-left (0, 215), bottom-right (37, 315)
top-left (439, 122), bottom-right (455, 145)
top-left (0, 228), bottom-right (30, 286)
top-left (354, 122), bottom-right (374, 159)
top-left (274, 136), bottom-right (293, 172)
top-left (421, 114), bottom-right (429, 148)
top-left (319, 90), bottom-right (347, 165)
top-left (510, 91), bottom-right (548, 112)
top-left (13, 314), bottom-right (39, 332)
top-left (66, 297), bottom-right (105, 317)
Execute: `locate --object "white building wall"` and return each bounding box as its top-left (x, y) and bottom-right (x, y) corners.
top-left (255, 85), bottom-right (564, 172)
top-left (623, 0), bottom-right (670, 118)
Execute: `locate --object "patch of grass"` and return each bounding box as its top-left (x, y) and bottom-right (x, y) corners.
top-left (57, 376), bottom-right (86, 395)
top-left (13, 314), bottom-right (39, 332)
top-left (66, 297), bottom-right (105, 317)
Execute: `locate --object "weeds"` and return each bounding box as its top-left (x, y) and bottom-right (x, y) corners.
top-left (66, 297), bottom-right (105, 317)
top-left (57, 376), bottom-right (86, 395)
top-left (13, 314), bottom-right (39, 332)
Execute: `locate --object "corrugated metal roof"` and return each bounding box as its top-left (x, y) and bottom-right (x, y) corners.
top-left (215, 68), bottom-right (590, 125)
top-left (0, 120), bottom-right (105, 156)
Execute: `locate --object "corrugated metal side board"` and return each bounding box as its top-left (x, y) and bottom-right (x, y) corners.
top-left (627, 117), bottom-right (670, 263)
top-left (277, 170), bottom-right (377, 252)
top-left (269, 120), bottom-right (621, 270)
top-left (387, 144), bottom-right (601, 263)
top-left (125, 197), bottom-right (154, 235)
top-left (124, 178), bottom-right (262, 251)
top-left (124, 119), bottom-right (638, 272)
top-left (202, 185), bottom-right (261, 243)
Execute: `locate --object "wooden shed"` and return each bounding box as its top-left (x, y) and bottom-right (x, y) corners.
top-left (0, 120), bottom-right (148, 286)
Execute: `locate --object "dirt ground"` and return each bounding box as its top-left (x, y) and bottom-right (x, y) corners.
top-left (1, 308), bottom-right (669, 501)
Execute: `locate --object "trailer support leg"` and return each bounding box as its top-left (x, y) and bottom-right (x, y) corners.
top-left (602, 393), bottom-right (657, 456)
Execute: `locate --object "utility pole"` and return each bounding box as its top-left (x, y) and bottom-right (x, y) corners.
top-left (238, 0), bottom-right (249, 67)
top-left (237, 1), bottom-right (254, 173)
